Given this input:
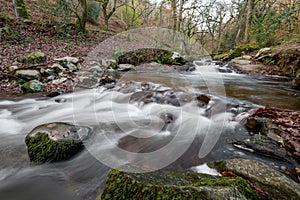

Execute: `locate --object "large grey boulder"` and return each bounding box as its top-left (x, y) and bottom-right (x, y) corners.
top-left (15, 69), bottom-right (41, 81)
top-left (25, 122), bottom-right (90, 163)
top-left (101, 165), bottom-right (261, 200)
top-left (210, 158), bottom-right (300, 200)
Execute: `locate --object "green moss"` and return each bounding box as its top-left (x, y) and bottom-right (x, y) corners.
top-left (26, 52), bottom-right (46, 64)
top-left (25, 132), bottom-right (83, 163)
top-left (102, 169), bottom-right (207, 200)
top-left (21, 80), bottom-right (44, 93)
top-left (212, 53), bottom-right (230, 60)
top-left (293, 75), bottom-right (300, 90)
top-left (192, 176), bottom-right (261, 200)
top-left (117, 48), bottom-right (186, 65)
top-left (214, 45), bottom-right (259, 61)
top-left (101, 168), bottom-right (262, 200)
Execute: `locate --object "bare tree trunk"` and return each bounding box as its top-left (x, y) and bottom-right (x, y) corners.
top-left (244, 0), bottom-right (253, 43)
top-left (170, 0), bottom-right (177, 31)
top-left (100, 0), bottom-right (118, 31)
top-left (12, 0), bottom-right (29, 19)
top-left (177, 0), bottom-right (184, 32)
top-left (79, 0), bottom-right (88, 32)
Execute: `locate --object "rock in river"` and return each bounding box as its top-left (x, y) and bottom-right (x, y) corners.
top-left (25, 122), bottom-right (90, 163)
top-left (210, 158), bottom-right (300, 200)
top-left (101, 165), bottom-right (261, 200)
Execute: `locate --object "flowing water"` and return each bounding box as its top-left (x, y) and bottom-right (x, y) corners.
top-left (0, 60), bottom-right (299, 200)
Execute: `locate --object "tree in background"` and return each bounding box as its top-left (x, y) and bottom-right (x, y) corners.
top-left (75, 0), bottom-right (88, 32)
top-left (12, 0), bottom-right (30, 19)
top-left (97, 0), bottom-right (123, 31)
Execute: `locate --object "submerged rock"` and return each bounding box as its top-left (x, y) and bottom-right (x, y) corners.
top-left (25, 122), bottom-right (90, 163)
top-left (101, 165), bottom-right (261, 200)
top-left (210, 159), bottom-right (300, 200)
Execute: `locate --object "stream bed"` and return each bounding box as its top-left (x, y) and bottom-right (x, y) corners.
top-left (0, 60), bottom-right (299, 200)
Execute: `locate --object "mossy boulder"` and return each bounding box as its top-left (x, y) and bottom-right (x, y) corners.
top-left (101, 165), bottom-right (261, 200)
top-left (292, 75), bottom-right (300, 90)
top-left (213, 45), bottom-right (258, 61)
top-left (24, 122), bottom-right (89, 163)
top-left (18, 52), bottom-right (46, 64)
top-left (117, 48), bottom-right (187, 66)
top-left (209, 158), bottom-right (300, 200)
top-left (21, 80), bottom-right (44, 93)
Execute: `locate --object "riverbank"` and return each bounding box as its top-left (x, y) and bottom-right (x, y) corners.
top-left (213, 44), bottom-right (300, 90)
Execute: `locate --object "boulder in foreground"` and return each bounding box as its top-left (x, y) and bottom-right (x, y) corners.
top-left (25, 122), bottom-right (90, 163)
top-left (101, 164), bottom-right (261, 200)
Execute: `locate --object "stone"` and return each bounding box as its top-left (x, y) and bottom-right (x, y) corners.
top-left (64, 63), bottom-right (78, 71)
top-left (25, 122), bottom-right (90, 163)
top-left (102, 59), bottom-right (118, 69)
top-left (21, 80), bottom-right (44, 93)
top-left (117, 49), bottom-right (186, 66)
top-left (50, 63), bottom-right (65, 74)
top-left (197, 94), bottom-right (210, 105)
top-left (15, 69), bottom-right (41, 81)
top-left (292, 74), bottom-right (300, 90)
top-left (78, 76), bottom-right (98, 85)
top-left (8, 66), bottom-right (18, 72)
top-left (232, 134), bottom-right (291, 163)
top-left (54, 57), bottom-right (79, 65)
top-left (255, 47), bottom-right (272, 58)
top-left (27, 52), bottom-right (46, 63)
top-left (241, 55), bottom-right (252, 60)
top-left (51, 78), bottom-right (67, 85)
top-left (231, 58), bottom-right (252, 65)
top-left (98, 75), bottom-right (116, 87)
top-left (20, 52), bottom-right (46, 64)
top-left (54, 57), bottom-right (80, 72)
top-left (88, 66), bottom-right (103, 74)
top-left (117, 64), bottom-right (136, 72)
top-left (40, 68), bottom-right (55, 76)
top-left (101, 165), bottom-right (262, 200)
top-left (210, 158), bottom-right (300, 200)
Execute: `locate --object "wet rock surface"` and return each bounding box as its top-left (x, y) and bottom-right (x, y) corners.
top-left (25, 122), bottom-right (90, 163)
top-left (101, 164), bottom-right (261, 200)
top-left (245, 107), bottom-right (300, 164)
top-left (210, 158), bottom-right (300, 200)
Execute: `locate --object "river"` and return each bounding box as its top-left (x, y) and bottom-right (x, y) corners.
top-left (0, 60), bottom-right (299, 200)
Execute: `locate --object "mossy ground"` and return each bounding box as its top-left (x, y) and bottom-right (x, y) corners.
top-left (25, 132), bottom-right (83, 163)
